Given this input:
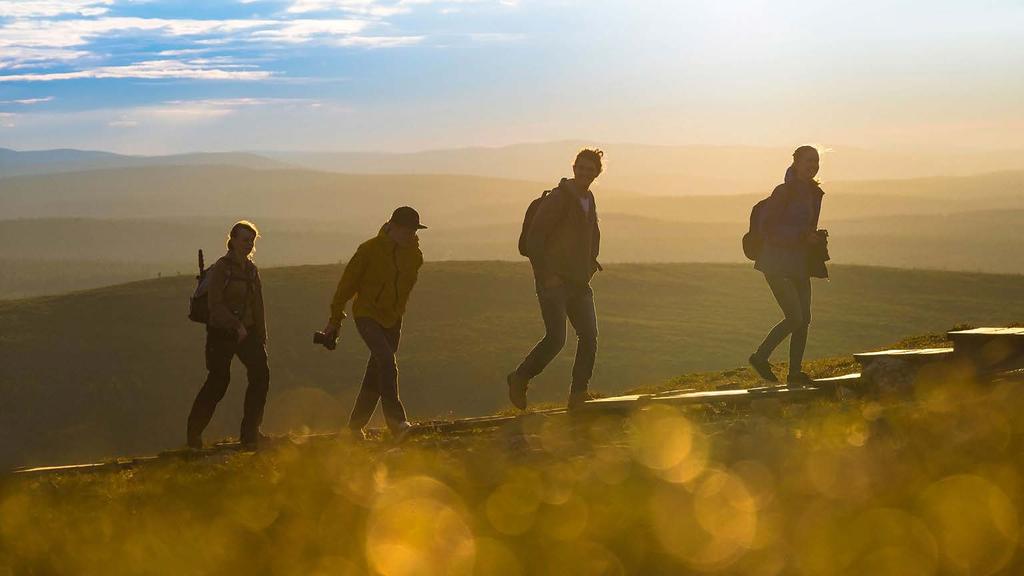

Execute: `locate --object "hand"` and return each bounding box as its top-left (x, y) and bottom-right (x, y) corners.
top-left (236, 324), bottom-right (248, 342)
top-left (323, 320), bottom-right (340, 336)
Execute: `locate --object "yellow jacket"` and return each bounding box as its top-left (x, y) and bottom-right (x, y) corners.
top-left (330, 227), bottom-right (424, 328)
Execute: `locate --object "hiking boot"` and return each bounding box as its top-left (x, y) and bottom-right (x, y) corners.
top-left (567, 390), bottom-right (595, 411)
top-left (347, 427), bottom-right (367, 442)
top-left (786, 372), bottom-right (814, 389)
top-left (240, 431), bottom-right (270, 451)
top-left (392, 421), bottom-right (414, 444)
top-left (748, 354), bottom-right (779, 383)
top-left (186, 435), bottom-right (203, 450)
top-left (507, 371), bottom-right (529, 410)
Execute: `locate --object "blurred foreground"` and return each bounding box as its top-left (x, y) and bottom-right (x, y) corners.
top-left (2, 361), bottom-right (1022, 575)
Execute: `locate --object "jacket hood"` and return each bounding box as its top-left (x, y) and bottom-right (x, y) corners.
top-left (784, 166), bottom-right (824, 195)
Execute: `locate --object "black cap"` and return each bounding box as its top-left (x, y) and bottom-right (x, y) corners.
top-left (389, 206), bottom-right (428, 230)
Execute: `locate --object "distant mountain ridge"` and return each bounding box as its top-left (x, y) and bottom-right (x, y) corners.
top-left (265, 141), bottom-right (1024, 196)
top-left (0, 147), bottom-right (291, 177)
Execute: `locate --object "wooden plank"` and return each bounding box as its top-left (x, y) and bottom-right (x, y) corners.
top-left (855, 348), bottom-right (954, 358)
top-left (948, 327), bottom-right (1024, 338)
top-left (854, 348), bottom-right (955, 370)
top-left (814, 373), bottom-right (862, 382)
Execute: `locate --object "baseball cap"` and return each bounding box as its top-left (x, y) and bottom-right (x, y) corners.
top-left (389, 206), bottom-right (428, 230)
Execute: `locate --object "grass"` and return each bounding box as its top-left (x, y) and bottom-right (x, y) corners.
top-left (2, 340), bottom-right (1023, 575)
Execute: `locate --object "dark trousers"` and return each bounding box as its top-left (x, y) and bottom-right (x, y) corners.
top-left (515, 283), bottom-right (599, 393)
top-left (187, 327), bottom-right (270, 444)
top-left (755, 274), bottom-right (812, 373)
top-left (348, 317), bottom-right (408, 432)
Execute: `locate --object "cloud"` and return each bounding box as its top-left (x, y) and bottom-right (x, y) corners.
top-left (286, 0), bottom-right (408, 17)
top-left (0, 96), bottom-right (54, 104)
top-left (0, 0), bottom-right (113, 18)
top-left (0, 0), bottom-right (523, 82)
top-left (108, 97), bottom-right (320, 126)
top-left (0, 59), bottom-right (273, 81)
top-left (0, 112), bottom-right (15, 127)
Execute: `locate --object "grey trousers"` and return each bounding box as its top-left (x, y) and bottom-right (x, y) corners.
top-left (348, 317), bottom-right (407, 432)
top-left (755, 274), bottom-right (812, 373)
top-left (515, 283), bottom-right (598, 394)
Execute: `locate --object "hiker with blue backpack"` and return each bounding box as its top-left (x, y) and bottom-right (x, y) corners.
top-left (745, 146), bottom-right (829, 387)
top-left (508, 148), bottom-right (604, 411)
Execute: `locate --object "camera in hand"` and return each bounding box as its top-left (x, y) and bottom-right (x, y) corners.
top-left (313, 329), bottom-right (339, 351)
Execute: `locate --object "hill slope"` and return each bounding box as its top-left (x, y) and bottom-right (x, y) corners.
top-left (0, 148), bottom-right (290, 177)
top-left (1, 262), bottom-right (1023, 468)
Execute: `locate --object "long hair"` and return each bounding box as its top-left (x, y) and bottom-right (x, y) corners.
top-left (226, 220), bottom-right (260, 260)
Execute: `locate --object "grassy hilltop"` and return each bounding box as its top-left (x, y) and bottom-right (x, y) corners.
top-left (1, 261), bottom-right (1023, 470)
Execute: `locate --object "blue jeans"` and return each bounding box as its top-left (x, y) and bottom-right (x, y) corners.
top-left (515, 283), bottom-right (598, 394)
top-left (348, 317), bottom-right (407, 432)
top-left (755, 274), bottom-right (812, 373)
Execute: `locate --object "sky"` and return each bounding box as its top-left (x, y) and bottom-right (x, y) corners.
top-left (0, 0), bottom-right (1021, 154)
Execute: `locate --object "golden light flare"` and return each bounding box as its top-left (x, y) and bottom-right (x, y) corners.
top-left (486, 468), bottom-right (544, 535)
top-left (919, 474), bottom-right (1019, 575)
top-left (650, 469), bottom-right (758, 571)
top-left (628, 405), bottom-right (699, 471)
top-left (365, 476), bottom-right (476, 576)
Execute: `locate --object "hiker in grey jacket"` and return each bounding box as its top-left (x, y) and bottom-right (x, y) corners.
top-left (187, 220), bottom-right (270, 450)
top-left (508, 148), bottom-right (604, 411)
top-left (749, 146), bottom-right (826, 387)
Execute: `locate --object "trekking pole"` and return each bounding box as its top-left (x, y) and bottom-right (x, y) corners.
top-left (197, 249), bottom-right (205, 281)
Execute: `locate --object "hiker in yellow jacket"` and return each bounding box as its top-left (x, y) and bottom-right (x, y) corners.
top-left (323, 207), bottom-right (426, 440)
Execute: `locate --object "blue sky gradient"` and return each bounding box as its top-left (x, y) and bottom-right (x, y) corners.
top-left (0, 0), bottom-right (1021, 153)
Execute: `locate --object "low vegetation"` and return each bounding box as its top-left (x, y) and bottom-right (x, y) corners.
top-left (2, 340), bottom-right (1022, 575)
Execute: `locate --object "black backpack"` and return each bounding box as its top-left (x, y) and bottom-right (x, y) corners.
top-left (518, 189), bottom-right (552, 257)
top-left (188, 249), bottom-right (211, 323)
top-left (742, 197), bottom-right (772, 261)
top-left (188, 250), bottom-right (253, 324)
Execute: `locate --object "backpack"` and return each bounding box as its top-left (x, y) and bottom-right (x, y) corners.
top-left (518, 189), bottom-right (552, 257)
top-left (188, 249), bottom-right (211, 323)
top-left (188, 250), bottom-right (254, 325)
top-left (742, 197), bottom-right (772, 261)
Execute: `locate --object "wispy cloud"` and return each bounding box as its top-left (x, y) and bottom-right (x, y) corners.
top-left (0, 0), bottom-right (524, 84)
top-left (286, 0), bottom-right (409, 17)
top-left (0, 96), bottom-right (54, 104)
top-left (0, 0), bottom-right (113, 18)
top-left (0, 59), bottom-right (273, 82)
top-left (106, 97), bottom-right (321, 126)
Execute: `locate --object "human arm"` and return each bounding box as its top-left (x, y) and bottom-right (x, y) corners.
top-left (327, 245), bottom-right (368, 330)
top-left (525, 189), bottom-right (568, 284)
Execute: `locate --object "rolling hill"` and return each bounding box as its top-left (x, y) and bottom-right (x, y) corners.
top-left (267, 141), bottom-right (1024, 196)
top-left (1, 261), bottom-right (1022, 469)
top-left (0, 147), bottom-right (290, 177)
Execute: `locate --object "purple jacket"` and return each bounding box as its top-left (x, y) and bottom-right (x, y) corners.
top-left (754, 169), bottom-right (824, 278)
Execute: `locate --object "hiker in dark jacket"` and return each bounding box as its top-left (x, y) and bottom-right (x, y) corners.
top-left (749, 146), bottom-right (826, 387)
top-left (187, 220), bottom-right (270, 449)
top-left (508, 148), bottom-right (604, 411)
top-left (323, 207), bottom-right (426, 441)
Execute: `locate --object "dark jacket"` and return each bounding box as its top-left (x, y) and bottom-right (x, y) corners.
top-left (754, 171), bottom-right (825, 278)
top-left (329, 226), bottom-right (424, 329)
top-left (524, 178), bottom-right (601, 288)
top-left (207, 253), bottom-right (266, 338)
